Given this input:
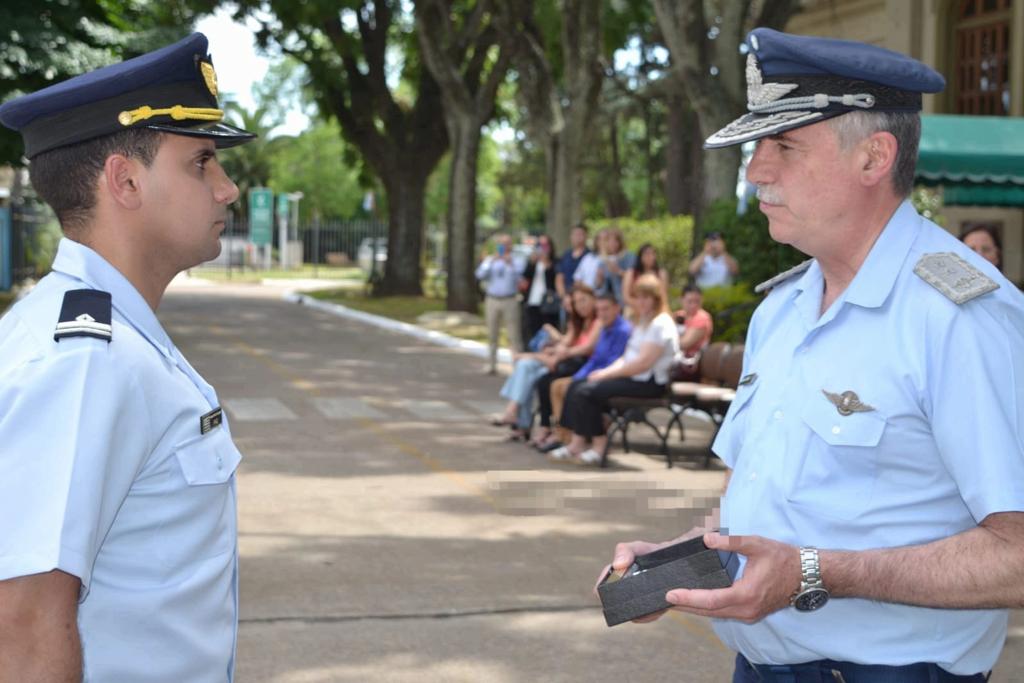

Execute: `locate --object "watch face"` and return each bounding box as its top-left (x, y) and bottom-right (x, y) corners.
top-left (795, 588), bottom-right (829, 612)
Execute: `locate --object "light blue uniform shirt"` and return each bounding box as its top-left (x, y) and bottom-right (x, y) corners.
top-left (0, 239), bottom-right (242, 682)
top-left (475, 255), bottom-right (522, 298)
top-left (712, 202), bottom-right (1024, 675)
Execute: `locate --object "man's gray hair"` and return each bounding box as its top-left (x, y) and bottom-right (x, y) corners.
top-left (827, 111), bottom-right (920, 198)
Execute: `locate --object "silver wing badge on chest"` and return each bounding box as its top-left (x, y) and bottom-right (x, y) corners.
top-left (822, 389), bottom-right (875, 417)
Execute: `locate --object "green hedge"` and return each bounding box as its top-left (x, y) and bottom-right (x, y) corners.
top-left (590, 215), bottom-right (694, 288)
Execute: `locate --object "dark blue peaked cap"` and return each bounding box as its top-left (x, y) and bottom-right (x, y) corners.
top-left (0, 33), bottom-right (255, 159)
top-left (705, 28), bottom-right (945, 149)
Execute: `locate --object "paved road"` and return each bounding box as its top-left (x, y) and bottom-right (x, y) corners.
top-left (161, 280), bottom-right (1021, 682)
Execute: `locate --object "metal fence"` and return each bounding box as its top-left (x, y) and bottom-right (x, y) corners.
top-left (5, 201), bottom-right (61, 288)
top-left (191, 216), bottom-right (392, 276)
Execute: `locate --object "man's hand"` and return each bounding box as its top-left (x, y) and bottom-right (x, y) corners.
top-left (665, 532), bottom-right (800, 624)
top-left (592, 540), bottom-right (667, 622)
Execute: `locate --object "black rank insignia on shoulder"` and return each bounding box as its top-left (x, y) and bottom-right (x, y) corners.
top-left (54, 289), bottom-right (113, 343)
top-left (200, 407), bottom-right (223, 435)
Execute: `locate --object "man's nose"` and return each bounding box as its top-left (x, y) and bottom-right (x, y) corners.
top-left (746, 143), bottom-right (773, 185)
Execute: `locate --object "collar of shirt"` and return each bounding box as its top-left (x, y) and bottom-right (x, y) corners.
top-left (791, 200), bottom-right (921, 330)
top-left (50, 238), bottom-right (175, 359)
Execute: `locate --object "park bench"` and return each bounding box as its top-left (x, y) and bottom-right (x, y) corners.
top-left (600, 341), bottom-right (744, 469)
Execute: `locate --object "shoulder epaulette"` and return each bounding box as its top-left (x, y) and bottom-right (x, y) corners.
top-left (913, 252), bottom-right (999, 305)
top-left (754, 259), bottom-right (813, 294)
top-left (54, 289), bottom-right (113, 343)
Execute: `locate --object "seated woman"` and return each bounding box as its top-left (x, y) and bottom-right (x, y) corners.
top-left (621, 243), bottom-right (669, 313)
top-left (491, 284), bottom-right (601, 440)
top-left (672, 283), bottom-right (713, 381)
top-left (551, 274), bottom-right (679, 465)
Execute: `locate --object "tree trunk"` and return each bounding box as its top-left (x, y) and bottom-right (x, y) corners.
top-left (547, 126), bottom-right (584, 248)
top-left (378, 168), bottom-right (428, 296)
top-left (445, 120), bottom-right (482, 313)
top-left (665, 89), bottom-right (691, 216)
top-left (604, 113), bottom-right (631, 217)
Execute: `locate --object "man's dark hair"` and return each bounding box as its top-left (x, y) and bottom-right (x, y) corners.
top-left (572, 222), bottom-right (589, 234)
top-left (29, 128), bottom-right (164, 235)
top-left (596, 291), bottom-right (619, 304)
top-left (682, 283), bottom-right (703, 296)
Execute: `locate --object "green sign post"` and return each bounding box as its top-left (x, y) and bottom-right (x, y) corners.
top-left (249, 188), bottom-right (274, 246)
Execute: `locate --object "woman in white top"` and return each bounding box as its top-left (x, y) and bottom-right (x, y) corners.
top-left (552, 273), bottom-right (680, 465)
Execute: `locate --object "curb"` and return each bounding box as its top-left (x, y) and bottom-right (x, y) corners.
top-left (284, 292), bottom-right (513, 366)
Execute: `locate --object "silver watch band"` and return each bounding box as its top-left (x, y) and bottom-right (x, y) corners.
top-left (799, 547), bottom-right (823, 590)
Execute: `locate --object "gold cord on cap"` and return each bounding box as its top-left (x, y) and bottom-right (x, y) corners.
top-left (117, 105), bottom-right (223, 127)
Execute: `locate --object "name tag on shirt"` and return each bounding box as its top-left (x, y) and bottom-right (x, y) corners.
top-left (200, 407), bottom-right (223, 435)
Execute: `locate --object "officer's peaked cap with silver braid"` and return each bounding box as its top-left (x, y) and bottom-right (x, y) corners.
top-left (705, 28), bottom-right (946, 149)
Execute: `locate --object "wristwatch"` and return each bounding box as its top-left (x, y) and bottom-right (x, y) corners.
top-left (791, 547), bottom-right (830, 612)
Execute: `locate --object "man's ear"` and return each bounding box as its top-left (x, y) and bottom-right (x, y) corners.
top-left (101, 154), bottom-right (144, 211)
top-left (859, 131), bottom-right (898, 188)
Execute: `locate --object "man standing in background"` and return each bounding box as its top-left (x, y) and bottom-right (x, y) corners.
top-left (476, 233), bottom-right (523, 374)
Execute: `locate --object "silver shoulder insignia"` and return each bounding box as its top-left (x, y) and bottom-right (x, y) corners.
top-left (913, 252), bottom-right (998, 305)
top-left (755, 259), bottom-right (813, 294)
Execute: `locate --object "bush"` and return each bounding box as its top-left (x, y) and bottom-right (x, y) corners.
top-left (700, 283), bottom-right (760, 343)
top-left (700, 196), bottom-right (807, 289)
top-left (590, 215), bottom-right (694, 288)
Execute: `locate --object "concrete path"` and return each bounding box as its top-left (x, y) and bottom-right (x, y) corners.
top-left (160, 280), bottom-right (1021, 682)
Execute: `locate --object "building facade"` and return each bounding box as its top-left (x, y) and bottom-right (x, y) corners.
top-left (788, 0), bottom-right (1024, 282)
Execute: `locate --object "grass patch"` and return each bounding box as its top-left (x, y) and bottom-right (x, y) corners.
top-left (307, 289), bottom-right (496, 344)
top-left (190, 265), bottom-right (365, 283)
top-left (310, 289), bottom-right (447, 322)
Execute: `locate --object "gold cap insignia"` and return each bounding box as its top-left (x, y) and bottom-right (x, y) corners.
top-left (200, 61), bottom-right (219, 98)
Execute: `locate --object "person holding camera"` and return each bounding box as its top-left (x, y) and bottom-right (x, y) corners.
top-left (476, 233), bottom-right (524, 374)
top-left (688, 231), bottom-right (739, 289)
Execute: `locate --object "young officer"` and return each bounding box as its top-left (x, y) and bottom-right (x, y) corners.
top-left (604, 29), bottom-right (1024, 681)
top-left (0, 34), bottom-right (254, 682)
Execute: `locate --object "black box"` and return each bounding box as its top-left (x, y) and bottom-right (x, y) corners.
top-left (597, 536), bottom-right (739, 627)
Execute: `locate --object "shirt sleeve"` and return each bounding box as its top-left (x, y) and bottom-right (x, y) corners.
top-left (0, 341), bottom-right (152, 594)
top-left (925, 299), bottom-right (1024, 523)
top-left (475, 259), bottom-right (491, 281)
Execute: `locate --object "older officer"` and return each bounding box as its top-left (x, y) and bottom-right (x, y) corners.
top-left (605, 29), bottom-right (1024, 681)
top-left (0, 34), bottom-right (253, 682)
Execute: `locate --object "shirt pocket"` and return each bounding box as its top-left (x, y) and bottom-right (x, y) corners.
top-left (787, 394), bottom-right (887, 520)
top-left (173, 426), bottom-right (242, 486)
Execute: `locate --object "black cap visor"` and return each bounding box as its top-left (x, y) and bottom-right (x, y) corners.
top-left (143, 120), bottom-right (256, 149)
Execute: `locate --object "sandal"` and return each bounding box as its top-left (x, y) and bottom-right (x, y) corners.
top-left (529, 429), bottom-right (551, 447)
top-left (537, 440), bottom-right (563, 454)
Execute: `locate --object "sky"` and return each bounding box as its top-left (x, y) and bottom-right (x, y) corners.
top-left (195, 9), bottom-right (310, 137)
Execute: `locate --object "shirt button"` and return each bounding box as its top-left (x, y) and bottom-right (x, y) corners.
top-left (774, 410), bottom-right (784, 420)
top-left (831, 426), bottom-right (841, 435)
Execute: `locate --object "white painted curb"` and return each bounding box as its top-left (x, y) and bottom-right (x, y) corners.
top-left (284, 292), bottom-right (513, 365)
